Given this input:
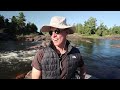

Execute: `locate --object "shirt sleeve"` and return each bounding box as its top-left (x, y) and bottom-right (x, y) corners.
top-left (31, 49), bottom-right (44, 70)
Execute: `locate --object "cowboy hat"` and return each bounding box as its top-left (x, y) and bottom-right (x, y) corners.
top-left (40, 16), bottom-right (75, 34)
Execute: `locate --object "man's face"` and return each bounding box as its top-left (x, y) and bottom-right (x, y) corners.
top-left (49, 28), bottom-right (67, 47)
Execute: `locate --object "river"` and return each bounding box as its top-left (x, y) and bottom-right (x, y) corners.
top-left (0, 39), bottom-right (120, 79)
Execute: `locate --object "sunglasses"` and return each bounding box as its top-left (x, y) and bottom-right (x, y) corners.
top-left (49, 28), bottom-right (62, 36)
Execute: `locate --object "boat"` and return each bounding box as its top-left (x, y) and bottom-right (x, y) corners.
top-left (15, 71), bottom-right (98, 79)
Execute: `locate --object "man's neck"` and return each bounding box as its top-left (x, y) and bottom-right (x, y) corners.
top-left (56, 46), bottom-right (66, 55)
top-left (55, 41), bottom-right (67, 55)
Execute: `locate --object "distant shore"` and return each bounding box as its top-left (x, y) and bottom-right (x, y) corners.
top-left (24, 33), bottom-right (120, 49)
top-left (1, 33), bottom-right (120, 49)
top-left (67, 33), bottom-right (120, 40)
top-left (67, 33), bottom-right (120, 48)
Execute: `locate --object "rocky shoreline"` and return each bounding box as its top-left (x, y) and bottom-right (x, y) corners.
top-left (24, 33), bottom-right (120, 49)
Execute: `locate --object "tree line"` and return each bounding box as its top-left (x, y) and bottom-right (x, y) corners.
top-left (0, 12), bottom-right (38, 36)
top-left (74, 17), bottom-right (120, 36)
top-left (0, 12), bottom-right (120, 37)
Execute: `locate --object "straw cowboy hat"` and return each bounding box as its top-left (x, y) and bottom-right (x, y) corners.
top-left (40, 16), bottom-right (75, 34)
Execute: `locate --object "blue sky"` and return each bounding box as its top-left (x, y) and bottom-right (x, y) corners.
top-left (0, 11), bottom-right (120, 32)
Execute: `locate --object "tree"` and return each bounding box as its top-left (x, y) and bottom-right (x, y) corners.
top-left (83, 17), bottom-right (97, 35)
top-left (30, 23), bottom-right (38, 33)
top-left (111, 25), bottom-right (120, 35)
top-left (0, 15), bottom-right (5, 29)
top-left (96, 22), bottom-right (108, 36)
top-left (25, 22), bottom-right (38, 34)
top-left (4, 18), bottom-right (9, 27)
top-left (75, 23), bottom-right (84, 34)
top-left (17, 12), bottom-right (26, 28)
top-left (15, 12), bottom-right (26, 34)
top-left (75, 23), bottom-right (79, 33)
top-left (9, 16), bottom-right (19, 34)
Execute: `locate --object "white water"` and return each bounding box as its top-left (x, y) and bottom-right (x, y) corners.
top-left (0, 50), bottom-right (37, 62)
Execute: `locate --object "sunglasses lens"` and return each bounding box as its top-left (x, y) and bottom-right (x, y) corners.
top-left (49, 29), bottom-right (61, 36)
top-left (55, 29), bottom-right (60, 34)
top-left (49, 31), bottom-right (52, 36)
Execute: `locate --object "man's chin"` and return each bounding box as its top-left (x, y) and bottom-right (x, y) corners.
top-left (53, 43), bottom-right (61, 47)
top-left (54, 44), bottom-right (59, 46)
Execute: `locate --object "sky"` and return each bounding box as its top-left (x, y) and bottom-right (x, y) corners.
top-left (0, 11), bottom-right (120, 32)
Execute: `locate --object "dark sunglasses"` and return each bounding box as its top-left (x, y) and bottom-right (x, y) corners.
top-left (49, 28), bottom-right (61, 36)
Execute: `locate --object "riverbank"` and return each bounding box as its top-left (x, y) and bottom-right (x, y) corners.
top-left (67, 33), bottom-right (120, 48)
top-left (1, 32), bottom-right (120, 42)
top-left (17, 33), bottom-right (120, 49)
top-left (67, 33), bottom-right (120, 40)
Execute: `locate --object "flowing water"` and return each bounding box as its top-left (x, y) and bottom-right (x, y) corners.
top-left (0, 41), bottom-right (41, 79)
top-left (0, 39), bottom-right (120, 79)
top-left (75, 39), bottom-right (120, 79)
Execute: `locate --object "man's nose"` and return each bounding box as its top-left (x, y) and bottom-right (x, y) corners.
top-left (52, 32), bottom-right (57, 38)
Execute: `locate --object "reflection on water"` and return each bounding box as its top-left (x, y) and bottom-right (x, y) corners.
top-left (0, 39), bottom-right (120, 79)
top-left (74, 39), bottom-right (120, 79)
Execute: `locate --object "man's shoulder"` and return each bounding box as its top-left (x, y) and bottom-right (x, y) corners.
top-left (72, 47), bottom-right (80, 52)
top-left (69, 45), bottom-right (80, 53)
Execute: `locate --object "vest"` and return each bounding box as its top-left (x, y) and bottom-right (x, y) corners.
top-left (40, 42), bottom-right (82, 79)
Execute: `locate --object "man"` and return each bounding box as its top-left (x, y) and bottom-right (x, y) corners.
top-left (31, 16), bottom-right (86, 79)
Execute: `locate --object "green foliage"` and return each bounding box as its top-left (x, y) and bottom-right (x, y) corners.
top-left (0, 12), bottom-right (38, 36)
top-left (17, 12), bottom-right (26, 28)
top-left (110, 25), bottom-right (120, 35)
top-left (74, 17), bottom-right (120, 36)
top-left (25, 22), bottom-right (38, 34)
top-left (0, 13), bottom-right (120, 38)
top-left (0, 15), bottom-right (5, 29)
top-left (84, 17), bottom-right (97, 35)
top-left (96, 22), bottom-right (108, 36)
top-left (75, 23), bottom-right (84, 34)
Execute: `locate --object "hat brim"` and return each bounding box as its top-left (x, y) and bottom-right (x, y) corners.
top-left (40, 25), bottom-right (75, 34)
